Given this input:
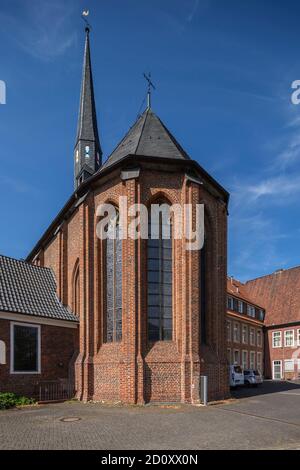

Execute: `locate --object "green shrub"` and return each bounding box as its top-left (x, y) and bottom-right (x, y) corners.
top-left (0, 392), bottom-right (35, 410)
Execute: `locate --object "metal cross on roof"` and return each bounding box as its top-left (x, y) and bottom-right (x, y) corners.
top-left (143, 72), bottom-right (156, 109)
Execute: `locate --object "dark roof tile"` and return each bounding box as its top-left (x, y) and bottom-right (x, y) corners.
top-left (0, 255), bottom-right (78, 323)
top-left (101, 108), bottom-right (190, 170)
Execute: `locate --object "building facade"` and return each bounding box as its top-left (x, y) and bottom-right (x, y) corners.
top-left (23, 28), bottom-right (230, 404)
top-left (246, 267), bottom-right (300, 381)
top-left (226, 278), bottom-right (264, 373)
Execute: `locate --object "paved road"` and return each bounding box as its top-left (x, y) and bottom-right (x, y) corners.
top-left (0, 381), bottom-right (299, 450)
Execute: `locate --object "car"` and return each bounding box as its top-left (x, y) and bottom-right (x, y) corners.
top-left (229, 365), bottom-right (245, 387)
top-left (243, 369), bottom-right (263, 387)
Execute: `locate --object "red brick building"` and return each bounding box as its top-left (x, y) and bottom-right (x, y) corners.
top-left (0, 255), bottom-right (78, 398)
top-left (226, 278), bottom-right (265, 373)
top-left (246, 267), bottom-right (300, 380)
top-left (15, 27), bottom-right (230, 404)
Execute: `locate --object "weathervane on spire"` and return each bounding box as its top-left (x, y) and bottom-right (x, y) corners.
top-left (143, 72), bottom-right (156, 109)
top-left (82, 9), bottom-right (91, 33)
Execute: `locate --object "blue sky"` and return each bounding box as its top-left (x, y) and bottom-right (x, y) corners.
top-left (1, 0), bottom-right (300, 281)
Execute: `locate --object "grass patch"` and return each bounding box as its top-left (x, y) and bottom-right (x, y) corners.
top-left (0, 392), bottom-right (36, 410)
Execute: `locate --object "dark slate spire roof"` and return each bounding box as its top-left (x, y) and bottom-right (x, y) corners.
top-left (0, 255), bottom-right (78, 322)
top-left (101, 107), bottom-right (190, 170)
top-left (74, 27), bottom-right (102, 189)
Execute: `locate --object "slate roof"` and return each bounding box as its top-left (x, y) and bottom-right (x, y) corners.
top-left (101, 107), bottom-right (191, 170)
top-left (75, 28), bottom-right (101, 153)
top-left (0, 255), bottom-right (78, 322)
top-left (245, 267), bottom-right (300, 327)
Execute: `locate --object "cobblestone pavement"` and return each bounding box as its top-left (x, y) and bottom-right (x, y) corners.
top-left (0, 381), bottom-right (300, 450)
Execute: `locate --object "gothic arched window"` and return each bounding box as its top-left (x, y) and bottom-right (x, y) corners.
top-left (147, 201), bottom-right (172, 341)
top-left (73, 263), bottom-right (80, 317)
top-left (200, 239), bottom-right (207, 344)
top-left (105, 214), bottom-right (122, 342)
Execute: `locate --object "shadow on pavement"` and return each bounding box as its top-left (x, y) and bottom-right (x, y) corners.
top-left (230, 379), bottom-right (300, 399)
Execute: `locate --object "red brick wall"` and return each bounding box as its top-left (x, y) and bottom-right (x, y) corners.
top-left (266, 326), bottom-right (300, 380)
top-left (28, 161), bottom-right (229, 404)
top-left (0, 318), bottom-right (78, 398)
top-left (226, 314), bottom-right (264, 372)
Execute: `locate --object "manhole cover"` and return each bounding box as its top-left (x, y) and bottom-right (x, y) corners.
top-left (60, 417), bottom-right (81, 422)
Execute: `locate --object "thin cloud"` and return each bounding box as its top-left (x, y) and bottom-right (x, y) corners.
top-left (233, 174), bottom-right (300, 204)
top-left (0, 176), bottom-right (39, 194)
top-left (0, 0), bottom-right (77, 61)
top-left (187, 0), bottom-right (200, 23)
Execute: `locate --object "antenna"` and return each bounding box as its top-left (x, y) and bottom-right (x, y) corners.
top-left (143, 72), bottom-right (156, 109)
top-left (82, 10), bottom-right (91, 32)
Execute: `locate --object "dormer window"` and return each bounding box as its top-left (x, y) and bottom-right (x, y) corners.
top-left (227, 296), bottom-right (234, 310)
top-left (75, 149), bottom-right (79, 163)
top-left (85, 145), bottom-right (90, 160)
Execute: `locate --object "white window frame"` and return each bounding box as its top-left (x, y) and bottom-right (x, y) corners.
top-left (238, 301), bottom-right (243, 314)
top-left (247, 305), bottom-right (255, 318)
top-left (284, 359), bottom-right (294, 372)
top-left (298, 329), bottom-right (300, 347)
top-left (242, 350), bottom-right (248, 370)
top-left (257, 352), bottom-right (262, 372)
top-left (257, 329), bottom-right (262, 347)
top-left (10, 322), bottom-right (41, 374)
top-left (258, 309), bottom-right (264, 321)
top-left (0, 340), bottom-right (6, 364)
top-left (272, 331), bottom-right (281, 348)
top-left (250, 327), bottom-right (255, 346)
top-left (242, 324), bottom-right (248, 344)
top-left (233, 322), bottom-right (240, 343)
top-left (226, 320), bottom-right (232, 342)
top-left (284, 330), bottom-right (294, 348)
top-left (228, 297), bottom-right (234, 310)
top-left (233, 349), bottom-right (240, 365)
top-left (250, 351), bottom-right (255, 369)
top-left (227, 348), bottom-right (231, 363)
top-left (273, 360), bottom-right (282, 380)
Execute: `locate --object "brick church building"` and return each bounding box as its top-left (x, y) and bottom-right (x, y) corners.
top-left (0, 27), bottom-right (230, 403)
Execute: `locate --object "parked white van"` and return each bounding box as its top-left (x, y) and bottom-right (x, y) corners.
top-left (229, 365), bottom-right (244, 387)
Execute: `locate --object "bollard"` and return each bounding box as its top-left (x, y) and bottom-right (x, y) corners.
top-left (200, 375), bottom-right (208, 406)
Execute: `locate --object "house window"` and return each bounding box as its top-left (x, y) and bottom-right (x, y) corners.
top-left (242, 324), bottom-right (248, 344)
top-left (233, 322), bottom-right (240, 343)
top-left (238, 301), bottom-right (243, 314)
top-left (250, 327), bottom-right (255, 346)
top-left (284, 359), bottom-right (294, 372)
top-left (250, 351), bottom-right (255, 369)
top-left (247, 305), bottom-right (255, 318)
top-left (106, 216), bottom-right (122, 342)
top-left (227, 348), bottom-right (231, 363)
top-left (258, 309), bottom-right (264, 321)
top-left (0, 340), bottom-right (6, 364)
top-left (257, 352), bottom-right (262, 372)
top-left (147, 202), bottom-right (172, 341)
top-left (284, 330), bottom-right (294, 347)
top-left (298, 329), bottom-right (300, 347)
top-left (272, 331), bottom-right (282, 348)
top-left (11, 323), bottom-right (40, 374)
top-left (233, 350), bottom-right (240, 365)
top-left (242, 350), bottom-right (248, 370)
top-left (226, 320), bottom-right (232, 342)
top-left (227, 297), bottom-right (234, 310)
top-left (257, 330), bottom-right (262, 347)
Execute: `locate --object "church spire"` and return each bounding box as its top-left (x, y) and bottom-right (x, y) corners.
top-left (74, 24), bottom-right (102, 189)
